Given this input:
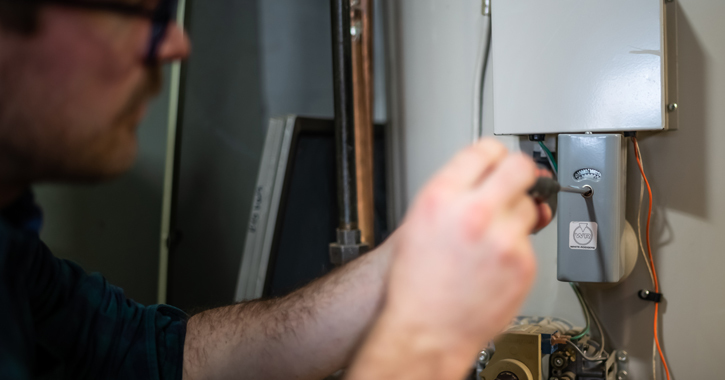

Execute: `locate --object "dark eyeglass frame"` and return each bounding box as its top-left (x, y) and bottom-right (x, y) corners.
top-left (18, 0), bottom-right (179, 64)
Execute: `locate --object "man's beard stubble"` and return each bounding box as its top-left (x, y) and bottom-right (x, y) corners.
top-left (0, 52), bottom-right (164, 185)
top-left (50, 64), bottom-right (164, 182)
top-left (114, 64), bottom-right (163, 128)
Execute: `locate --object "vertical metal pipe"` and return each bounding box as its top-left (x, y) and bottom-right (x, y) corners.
top-left (331, 0), bottom-right (359, 230)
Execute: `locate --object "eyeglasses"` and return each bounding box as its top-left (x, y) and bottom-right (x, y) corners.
top-left (23, 0), bottom-right (179, 64)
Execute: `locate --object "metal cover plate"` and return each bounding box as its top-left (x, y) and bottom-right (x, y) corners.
top-left (492, 0), bottom-right (668, 135)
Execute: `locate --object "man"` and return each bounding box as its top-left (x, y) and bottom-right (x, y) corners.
top-left (0, 0), bottom-right (551, 379)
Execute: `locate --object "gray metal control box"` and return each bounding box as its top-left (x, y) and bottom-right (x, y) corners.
top-left (492, 0), bottom-right (678, 135)
top-left (557, 134), bottom-right (627, 283)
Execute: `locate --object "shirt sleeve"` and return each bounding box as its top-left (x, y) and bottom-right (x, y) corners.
top-left (11, 225), bottom-right (188, 380)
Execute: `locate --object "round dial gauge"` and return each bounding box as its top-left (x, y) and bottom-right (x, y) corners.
top-left (573, 168), bottom-right (602, 182)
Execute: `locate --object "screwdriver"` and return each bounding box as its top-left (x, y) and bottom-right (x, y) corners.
top-left (528, 177), bottom-right (592, 202)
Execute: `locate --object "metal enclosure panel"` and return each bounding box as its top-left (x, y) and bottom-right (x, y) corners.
top-left (253, 116), bottom-right (296, 296)
top-left (234, 117), bottom-right (287, 301)
top-left (492, 0), bottom-right (670, 135)
top-left (557, 134), bottom-right (627, 283)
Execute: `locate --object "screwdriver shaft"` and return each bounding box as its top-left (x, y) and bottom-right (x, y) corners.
top-left (528, 177), bottom-right (593, 201)
top-left (560, 186), bottom-right (591, 195)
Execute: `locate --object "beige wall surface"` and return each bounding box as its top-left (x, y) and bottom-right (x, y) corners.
top-left (389, 0), bottom-right (722, 377)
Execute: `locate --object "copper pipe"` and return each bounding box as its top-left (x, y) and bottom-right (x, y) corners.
top-left (351, 0), bottom-right (375, 246)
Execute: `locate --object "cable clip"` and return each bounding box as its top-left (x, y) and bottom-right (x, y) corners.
top-left (482, 0), bottom-right (491, 16)
top-left (638, 289), bottom-right (663, 303)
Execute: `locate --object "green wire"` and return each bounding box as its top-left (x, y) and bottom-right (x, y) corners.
top-left (569, 282), bottom-right (591, 340)
top-left (538, 141), bottom-right (558, 173)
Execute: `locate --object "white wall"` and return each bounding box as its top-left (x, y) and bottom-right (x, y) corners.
top-left (389, 0), bottom-right (720, 377)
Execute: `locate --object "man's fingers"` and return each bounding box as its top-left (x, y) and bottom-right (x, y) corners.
top-left (479, 197), bottom-right (537, 262)
top-left (507, 196), bottom-right (539, 236)
top-left (476, 153), bottom-right (537, 209)
top-left (532, 203), bottom-right (553, 233)
top-left (432, 139), bottom-right (508, 192)
top-left (484, 239), bottom-right (536, 297)
top-left (474, 192), bottom-right (537, 251)
top-left (535, 167), bottom-right (553, 179)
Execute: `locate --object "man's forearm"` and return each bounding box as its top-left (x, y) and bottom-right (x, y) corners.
top-left (182, 238), bottom-right (393, 380)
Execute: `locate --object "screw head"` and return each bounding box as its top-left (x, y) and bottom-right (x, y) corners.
top-left (617, 370), bottom-right (629, 380)
top-left (478, 350), bottom-right (489, 364)
top-left (617, 350), bottom-right (628, 362)
top-left (553, 357), bottom-right (565, 367)
top-left (668, 103), bottom-right (678, 112)
top-left (350, 20), bottom-right (362, 39)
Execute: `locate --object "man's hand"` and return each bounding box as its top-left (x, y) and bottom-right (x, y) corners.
top-left (181, 139), bottom-right (551, 380)
top-left (348, 139), bottom-right (551, 380)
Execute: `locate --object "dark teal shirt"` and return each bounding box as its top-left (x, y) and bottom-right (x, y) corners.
top-left (0, 193), bottom-right (187, 379)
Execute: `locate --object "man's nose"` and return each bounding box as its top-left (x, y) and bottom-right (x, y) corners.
top-left (156, 23), bottom-right (191, 63)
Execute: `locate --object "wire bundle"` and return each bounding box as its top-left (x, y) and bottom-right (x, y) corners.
top-left (568, 283), bottom-right (590, 340)
top-left (568, 282), bottom-right (608, 361)
top-left (633, 137), bottom-right (672, 380)
top-left (538, 141), bottom-right (558, 174)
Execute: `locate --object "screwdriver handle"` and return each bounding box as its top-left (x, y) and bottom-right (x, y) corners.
top-left (528, 177), bottom-right (560, 202)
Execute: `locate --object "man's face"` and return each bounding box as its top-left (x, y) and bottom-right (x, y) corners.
top-left (0, 2), bottom-right (190, 183)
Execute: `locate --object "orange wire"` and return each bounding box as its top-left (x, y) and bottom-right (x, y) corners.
top-left (633, 137), bottom-right (671, 380)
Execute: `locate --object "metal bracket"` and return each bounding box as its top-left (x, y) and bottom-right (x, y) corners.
top-left (482, 0), bottom-right (491, 16)
top-left (616, 350), bottom-right (629, 380)
top-left (329, 229), bottom-right (370, 265)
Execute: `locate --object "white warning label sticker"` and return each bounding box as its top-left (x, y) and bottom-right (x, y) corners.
top-left (569, 222), bottom-right (597, 250)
